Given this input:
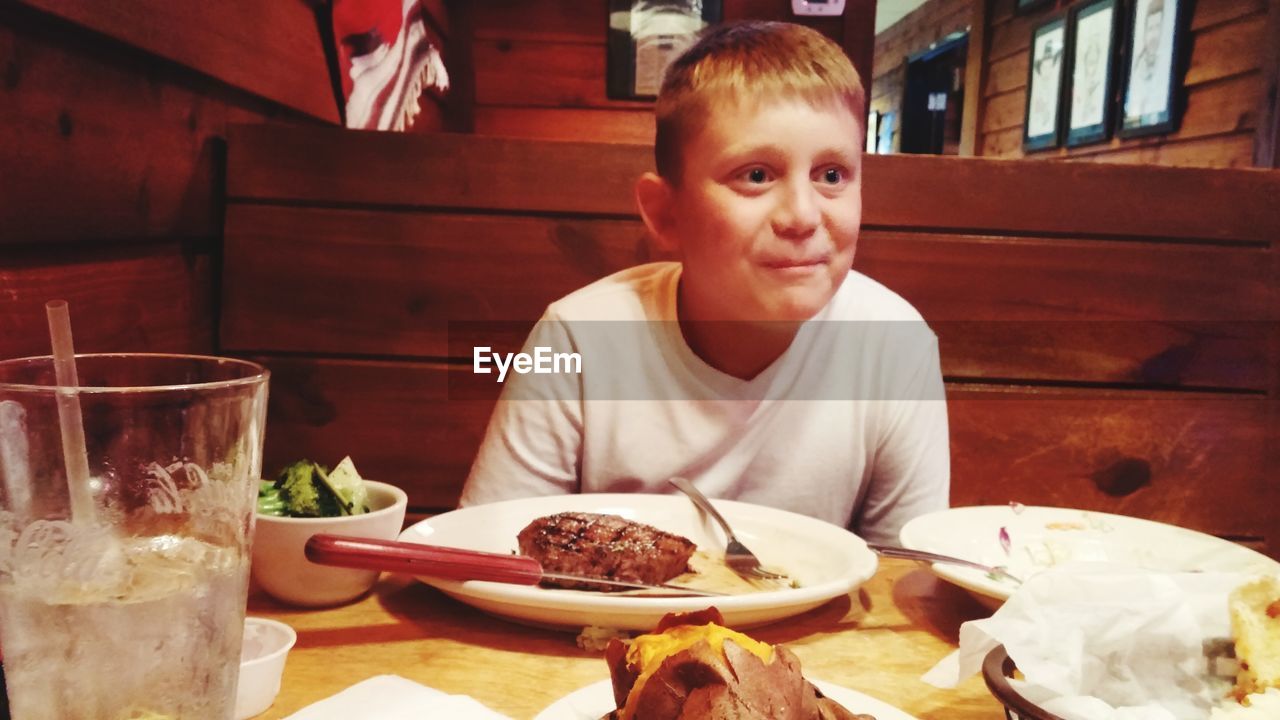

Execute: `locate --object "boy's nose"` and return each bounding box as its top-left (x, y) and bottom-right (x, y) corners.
top-left (772, 179), bottom-right (821, 240)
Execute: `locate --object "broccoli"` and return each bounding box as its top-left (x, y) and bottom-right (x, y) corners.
top-left (274, 460), bottom-right (343, 517)
top-left (256, 458), bottom-right (372, 518)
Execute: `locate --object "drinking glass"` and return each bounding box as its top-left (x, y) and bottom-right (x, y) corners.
top-left (0, 353), bottom-right (269, 720)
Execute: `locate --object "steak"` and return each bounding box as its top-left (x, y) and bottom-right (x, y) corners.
top-left (517, 512), bottom-right (696, 591)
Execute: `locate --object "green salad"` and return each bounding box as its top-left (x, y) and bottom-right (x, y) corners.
top-left (257, 456), bottom-right (371, 518)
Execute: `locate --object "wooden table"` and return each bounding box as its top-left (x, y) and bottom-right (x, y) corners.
top-left (247, 558), bottom-right (1003, 719)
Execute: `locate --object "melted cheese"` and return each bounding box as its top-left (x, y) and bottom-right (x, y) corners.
top-left (620, 623), bottom-right (773, 719)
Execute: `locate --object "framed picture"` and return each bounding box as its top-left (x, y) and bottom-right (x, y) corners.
top-left (1064, 0), bottom-right (1119, 147)
top-left (1023, 16), bottom-right (1067, 152)
top-left (607, 0), bottom-right (722, 100)
top-left (1015, 0), bottom-right (1054, 15)
top-left (1118, 0), bottom-right (1188, 137)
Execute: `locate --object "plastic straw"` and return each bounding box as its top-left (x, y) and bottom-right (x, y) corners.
top-left (45, 300), bottom-right (96, 526)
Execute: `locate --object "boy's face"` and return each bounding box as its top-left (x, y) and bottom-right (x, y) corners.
top-left (653, 95), bottom-right (862, 323)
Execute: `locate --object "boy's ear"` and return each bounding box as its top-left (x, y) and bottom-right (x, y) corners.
top-left (635, 172), bottom-right (678, 255)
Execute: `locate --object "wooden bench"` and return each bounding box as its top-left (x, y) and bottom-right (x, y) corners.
top-left (221, 123), bottom-right (1279, 556)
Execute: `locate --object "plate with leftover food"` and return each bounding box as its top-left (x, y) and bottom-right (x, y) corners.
top-left (533, 678), bottom-right (917, 720)
top-left (899, 505), bottom-right (1280, 609)
top-left (398, 493), bottom-right (876, 630)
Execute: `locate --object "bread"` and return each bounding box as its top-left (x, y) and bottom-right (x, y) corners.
top-left (1229, 576), bottom-right (1280, 701)
top-left (601, 608), bottom-right (872, 720)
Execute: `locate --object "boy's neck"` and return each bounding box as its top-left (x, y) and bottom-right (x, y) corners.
top-left (678, 319), bottom-right (800, 380)
top-left (675, 282), bottom-right (802, 380)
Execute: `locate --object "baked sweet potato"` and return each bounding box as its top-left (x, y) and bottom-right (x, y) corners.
top-left (601, 608), bottom-right (873, 720)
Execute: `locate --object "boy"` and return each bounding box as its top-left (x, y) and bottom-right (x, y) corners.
top-left (460, 21), bottom-right (949, 545)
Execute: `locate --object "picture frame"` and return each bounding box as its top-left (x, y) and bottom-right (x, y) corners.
top-left (1014, 0), bottom-right (1054, 16)
top-left (1118, 0), bottom-right (1189, 138)
top-left (1064, 0), bottom-right (1119, 147)
top-left (1023, 16), bottom-right (1067, 152)
top-left (607, 0), bottom-right (722, 100)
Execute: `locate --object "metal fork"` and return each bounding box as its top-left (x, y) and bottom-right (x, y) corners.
top-left (866, 543), bottom-right (1023, 585)
top-left (668, 477), bottom-right (788, 581)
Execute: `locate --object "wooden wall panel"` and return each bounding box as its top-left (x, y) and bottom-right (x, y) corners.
top-left (463, 0), bottom-right (878, 144)
top-left (257, 358), bottom-right (1277, 542)
top-left (975, 0), bottom-right (1268, 167)
top-left (0, 15), bottom-right (290, 245)
top-left (13, 0), bottom-right (338, 121)
top-left (0, 246), bottom-right (215, 358)
top-left (221, 205), bottom-right (1272, 392)
top-left (0, 2), bottom-right (330, 361)
top-left (227, 124), bottom-right (1280, 243)
top-left (223, 126), bottom-right (1279, 556)
top-left (948, 388), bottom-right (1274, 542)
top-left (221, 206), bottom-right (652, 356)
top-left (473, 106), bottom-right (655, 143)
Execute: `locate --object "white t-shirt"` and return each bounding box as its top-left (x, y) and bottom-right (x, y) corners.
top-left (460, 262), bottom-right (950, 544)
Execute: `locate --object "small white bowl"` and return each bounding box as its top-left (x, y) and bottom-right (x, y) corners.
top-left (251, 480), bottom-right (408, 606)
top-left (236, 617), bottom-right (296, 720)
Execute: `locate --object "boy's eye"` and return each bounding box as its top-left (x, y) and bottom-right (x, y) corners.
top-left (747, 168), bottom-right (769, 183)
top-left (816, 167), bottom-right (847, 185)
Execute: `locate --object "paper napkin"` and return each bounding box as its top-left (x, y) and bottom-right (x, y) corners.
top-left (922, 561), bottom-right (1255, 720)
top-left (284, 674), bottom-right (512, 720)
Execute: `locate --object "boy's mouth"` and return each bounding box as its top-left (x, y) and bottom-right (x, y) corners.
top-left (758, 255), bottom-right (830, 271)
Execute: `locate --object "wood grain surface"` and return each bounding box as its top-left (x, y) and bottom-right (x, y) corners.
top-left (246, 558), bottom-right (1001, 720)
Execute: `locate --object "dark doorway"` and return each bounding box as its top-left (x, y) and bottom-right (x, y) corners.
top-left (901, 32), bottom-right (968, 155)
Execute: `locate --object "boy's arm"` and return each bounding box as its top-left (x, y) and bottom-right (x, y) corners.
top-left (458, 316), bottom-right (583, 506)
top-left (853, 330), bottom-right (951, 545)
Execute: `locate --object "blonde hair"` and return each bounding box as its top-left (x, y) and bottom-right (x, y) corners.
top-left (654, 21), bottom-right (866, 182)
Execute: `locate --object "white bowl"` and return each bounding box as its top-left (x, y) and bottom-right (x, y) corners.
top-left (236, 617), bottom-right (296, 720)
top-left (251, 480), bottom-right (408, 606)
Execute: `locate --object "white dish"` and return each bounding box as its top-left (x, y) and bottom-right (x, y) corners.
top-left (899, 505), bottom-right (1280, 609)
top-left (398, 493), bottom-right (876, 631)
top-left (533, 677), bottom-right (919, 720)
top-left (236, 617), bottom-right (297, 720)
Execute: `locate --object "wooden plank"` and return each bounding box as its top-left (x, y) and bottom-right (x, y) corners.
top-left (221, 205), bottom-right (653, 356)
top-left (1185, 13), bottom-right (1266, 86)
top-left (862, 150), bottom-right (1280, 240)
top-left (0, 15), bottom-right (279, 244)
top-left (256, 356), bottom-right (1275, 545)
top-left (981, 88), bottom-right (1025, 133)
top-left (473, 38), bottom-right (650, 110)
top-left (948, 386), bottom-right (1274, 542)
top-left (0, 245), bottom-right (215, 359)
top-left (984, 50), bottom-right (1028, 98)
top-left (14, 0), bottom-right (338, 122)
top-left (226, 124), bottom-right (1280, 242)
top-left (226, 124), bottom-right (649, 216)
top-left (1077, 132), bottom-right (1259, 168)
top-left (841, 0), bottom-right (878, 94)
top-left (979, 125), bottom-right (1023, 156)
top-left (960, 0), bottom-right (988, 156)
top-left (986, 14), bottom-right (1032, 63)
top-left (473, 106), bottom-right (656, 143)
top-left (856, 230), bottom-right (1273, 390)
top-left (472, 0), bottom-right (607, 43)
top-left (1190, 0), bottom-right (1266, 31)
top-left (221, 206), bottom-right (1272, 389)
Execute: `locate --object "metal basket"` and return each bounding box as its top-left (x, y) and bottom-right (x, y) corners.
top-left (981, 644), bottom-right (1067, 720)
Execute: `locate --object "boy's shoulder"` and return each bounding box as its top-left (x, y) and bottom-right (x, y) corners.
top-left (829, 270), bottom-right (926, 322)
top-left (545, 262), bottom-right (679, 321)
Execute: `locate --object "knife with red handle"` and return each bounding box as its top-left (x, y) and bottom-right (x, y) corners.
top-left (304, 534), bottom-right (725, 596)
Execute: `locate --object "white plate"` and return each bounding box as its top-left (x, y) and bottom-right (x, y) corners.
top-left (900, 505), bottom-right (1280, 609)
top-left (533, 677), bottom-right (919, 720)
top-left (398, 494), bottom-right (876, 631)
